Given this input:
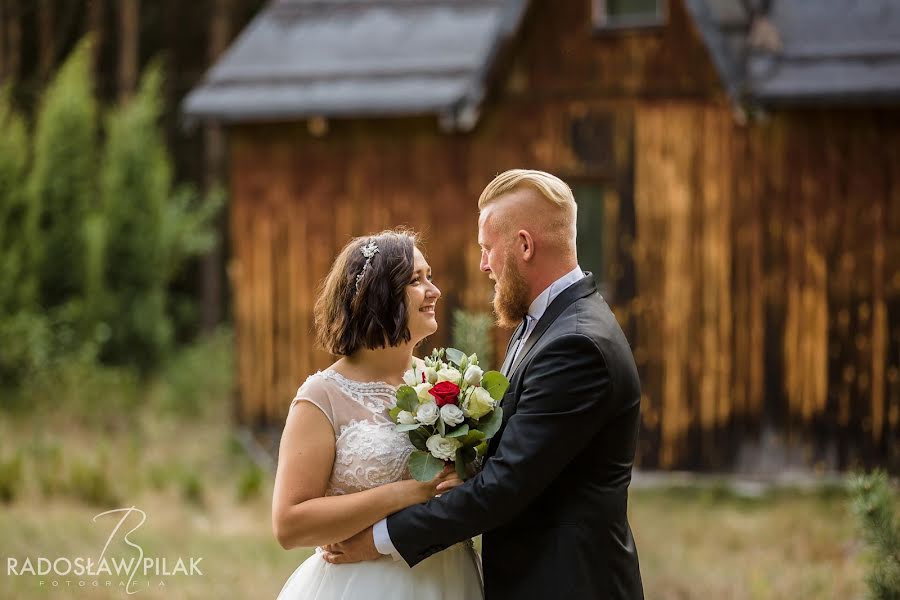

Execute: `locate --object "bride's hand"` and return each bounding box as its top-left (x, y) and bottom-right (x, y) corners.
top-left (411, 464), bottom-right (463, 502)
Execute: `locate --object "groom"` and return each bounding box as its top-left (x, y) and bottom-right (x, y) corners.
top-left (324, 169), bottom-right (644, 599)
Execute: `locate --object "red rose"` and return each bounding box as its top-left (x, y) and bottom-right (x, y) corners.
top-left (428, 381), bottom-right (460, 407)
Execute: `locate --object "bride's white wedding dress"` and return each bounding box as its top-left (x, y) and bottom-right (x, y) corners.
top-left (276, 369), bottom-right (484, 600)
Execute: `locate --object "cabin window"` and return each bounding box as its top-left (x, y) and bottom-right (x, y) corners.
top-left (593, 0), bottom-right (667, 30)
top-left (572, 184), bottom-right (606, 288)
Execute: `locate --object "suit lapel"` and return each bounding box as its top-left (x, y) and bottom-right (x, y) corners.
top-left (486, 274), bottom-right (597, 460)
top-left (507, 274), bottom-right (597, 376)
top-left (499, 320), bottom-right (526, 377)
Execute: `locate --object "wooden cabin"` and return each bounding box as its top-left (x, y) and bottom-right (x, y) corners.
top-left (184, 0), bottom-right (900, 472)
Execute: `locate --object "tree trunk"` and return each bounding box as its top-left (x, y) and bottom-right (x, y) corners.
top-left (5, 0), bottom-right (20, 84)
top-left (37, 0), bottom-right (55, 82)
top-left (0, 1), bottom-right (6, 82)
top-left (85, 0), bottom-right (104, 78)
top-left (200, 0), bottom-right (234, 331)
top-left (117, 0), bottom-right (139, 101)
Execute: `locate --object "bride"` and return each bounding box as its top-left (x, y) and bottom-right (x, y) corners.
top-left (272, 229), bottom-right (484, 599)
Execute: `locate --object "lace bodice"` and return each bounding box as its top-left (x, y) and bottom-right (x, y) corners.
top-left (290, 369), bottom-right (414, 496)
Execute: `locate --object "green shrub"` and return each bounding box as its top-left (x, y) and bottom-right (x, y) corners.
top-left (0, 89), bottom-right (44, 393)
top-left (97, 62), bottom-right (221, 372)
top-left (1, 40), bottom-right (222, 390)
top-left (146, 464), bottom-right (171, 492)
top-left (850, 470), bottom-right (900, 599)
top-left (0, 452), bottom-right (23, 503)
top-left (0, 86), bottom-right (33, 313)
top-left (180, 470), bottom-right (205, 506)
top-left (159, 327), bottom-right (234, 417)
top-left (22, 347), bottom-right (140, 422)
top-left (225, 432), bottom-right (245, 459)
top-left (451, 310), bottom-right (494, 370)
top-left (68, 454), bottom-right (120, 507)
top-left (34, 441), bottom-right (67, 498)
top-left (0, 312), bottom-right (50, 399)
top-left (236, 464), bottom-right (264, 503)
top-left (27, 38), bottom-right (97, 312)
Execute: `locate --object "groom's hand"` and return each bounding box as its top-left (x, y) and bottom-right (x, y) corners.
top-left (321, 525), bottom-right (381, 564)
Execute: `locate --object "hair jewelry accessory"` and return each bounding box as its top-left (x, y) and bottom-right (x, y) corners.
top-left (355, 240), bottom-right (380, 291)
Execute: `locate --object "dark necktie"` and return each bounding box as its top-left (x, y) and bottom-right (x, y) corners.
top-left (500, 317), bottom-right (529, 376)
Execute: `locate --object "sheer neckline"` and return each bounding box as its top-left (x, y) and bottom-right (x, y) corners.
top-left (320, 368), bottom-right (399, 391)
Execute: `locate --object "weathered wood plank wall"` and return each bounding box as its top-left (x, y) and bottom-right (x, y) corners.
top-left (229, 121), bottom-right (487, 425)
top-left (227, 0), bottom-right (900, 471)
top-left (630, 104), bottom-right (900, 470)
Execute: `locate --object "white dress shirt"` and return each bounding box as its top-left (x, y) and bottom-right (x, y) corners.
top-left (373, 265), bottom-right (587, 563)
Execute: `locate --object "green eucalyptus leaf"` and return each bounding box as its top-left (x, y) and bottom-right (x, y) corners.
top-left (408, 451), bottom-right (445, 482)
top-left (445, 347), bottom-right (466, 367)
top-left (477, 407), bottom-right (503, 439)
top-left (408, 428), bottom-right (429, 451)
top-left (446, 424), bottom-right (469, 438)
top-left (395, 385), bottom-right (418, 412)
top-left (388, 406), bottom-right (402, 421)
top-left (460, 429), bottom-right (486, 448)
top-left (454, 450), bottom-right (468, 480)
top-left (481, 371), bottom-right (509, 401)
top-left (395, 423), bottom-right (420, 433)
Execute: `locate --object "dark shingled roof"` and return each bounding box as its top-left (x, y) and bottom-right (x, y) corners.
top-left (182, 0), bottom-right (528, 129)
top-left (185, 0), bottom-right (900, 126)
top-left (685, 0), bottom-right (900, 106)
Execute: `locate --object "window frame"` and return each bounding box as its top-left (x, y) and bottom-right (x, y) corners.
top-left (569, 181), bottom-right (610, 300)
top-left (592, 0), bottom-right (668, 32)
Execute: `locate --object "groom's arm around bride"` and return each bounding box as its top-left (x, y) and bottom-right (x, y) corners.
top-left (325, 170), bottom-right (644, 600)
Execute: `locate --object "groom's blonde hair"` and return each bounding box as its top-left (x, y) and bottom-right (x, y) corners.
top-left (478, 169), bottom-right (577, 248)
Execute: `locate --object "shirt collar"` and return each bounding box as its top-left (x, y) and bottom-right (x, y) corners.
top-left (526, 265), bottom-right (586, 323)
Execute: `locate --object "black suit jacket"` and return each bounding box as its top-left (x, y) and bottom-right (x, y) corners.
top-left (387, 274), bottom-right (644, 600)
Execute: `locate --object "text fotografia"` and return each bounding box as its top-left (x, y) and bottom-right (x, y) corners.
top-left (5, 507), bottom-right (204, 595)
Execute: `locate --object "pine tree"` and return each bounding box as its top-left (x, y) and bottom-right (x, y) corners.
top-left (0, 87), bottom-right (49, 387)
top-left (850, 470), bottom-right (900, 599)
top-left (26, 38), bottom-right (98, 310)
top-left (98, 60), bottom-right (220, 370)
top-left (1, 39), bottom-right (221, 382)
top-left (452, 310), bottom-right (494, 371)
top-left (0, 86), bottom-right (32, 313)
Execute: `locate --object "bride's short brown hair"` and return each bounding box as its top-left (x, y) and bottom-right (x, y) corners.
top-left (314, 229), bottom-right (419, 356)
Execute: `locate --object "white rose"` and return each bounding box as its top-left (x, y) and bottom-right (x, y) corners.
top-left (414, 382), bottom-right (434, 402)
top-left (426, 435), bottom-right (461, 461)
top-left (440, 404), bottom-right (465, 427)
top-left (424, 367), bottom-right (439, 384)
top-left (397, 410), bottom-right (416, 425)
top-left (437, 367), bottom-right (462, 383)
top-left (463, 386), bottom-right (495, 419)
top-left (415, 401), bottom-right (439, 426)
top-left (464, 365), bottom-right (484, 387)
top-left (402, 369), bottom-right (418, 387)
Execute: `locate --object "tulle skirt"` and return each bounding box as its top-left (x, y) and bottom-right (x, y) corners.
top-left (276, 542), bottom-right (483, 600)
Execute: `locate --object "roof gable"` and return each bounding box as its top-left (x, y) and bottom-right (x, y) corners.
top-left (183, 0), bottom-right (528, 128)
top-left (685, 0), bottom-right (900, 106)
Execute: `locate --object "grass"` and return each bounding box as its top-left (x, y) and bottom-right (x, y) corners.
top-left (631, 484), bottom-right (866, 599)
top-left (0, 331), bottom-right (876, 598)
top-left (0, 329), bottom-right (304, 598)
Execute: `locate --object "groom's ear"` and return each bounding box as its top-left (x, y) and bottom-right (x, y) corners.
top-left (518, 230), bottom-right (535, 262)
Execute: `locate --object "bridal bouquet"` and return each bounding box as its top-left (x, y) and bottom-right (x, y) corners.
top-left (390, 348), bottom-right (509, 481)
